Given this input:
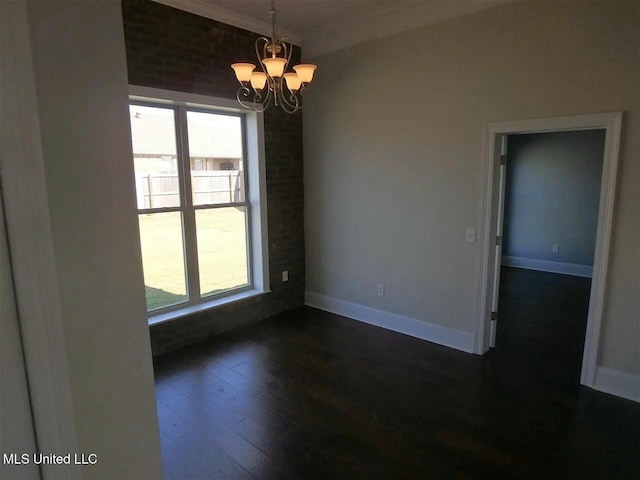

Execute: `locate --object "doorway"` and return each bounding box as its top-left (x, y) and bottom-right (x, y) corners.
top-left (475, 112), bottom-right (623, 390)
top-left (493, 129), bottom-right (605, 384)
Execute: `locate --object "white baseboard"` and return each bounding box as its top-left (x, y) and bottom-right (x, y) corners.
top-left (305, 291), bottom-right (474, 354)
top-left (502, 256), bottom-right (593, 278)
top-left (593, 366), bottom-right (640, 403)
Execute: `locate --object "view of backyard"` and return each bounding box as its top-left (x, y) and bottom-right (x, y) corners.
top-left (130, 104), bottom-right (250, 312)
top-left (138, 207), bottom-right (248, 311)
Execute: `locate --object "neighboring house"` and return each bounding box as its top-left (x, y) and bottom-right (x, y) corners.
top-left (130, 105), bottom-right (244, 207)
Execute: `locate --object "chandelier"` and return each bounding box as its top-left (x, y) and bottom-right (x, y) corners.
top-left (231, 0), bottom-right (317, 114)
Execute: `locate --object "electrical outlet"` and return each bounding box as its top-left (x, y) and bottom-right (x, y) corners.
top-left (377, 284), bottom-right (385, 296)
top-left (466, 228), bottom-right (476, 243)
top-left (552, 244), bottom-right (559, 253)
top-left (282, 270), bottom-right (289, 282)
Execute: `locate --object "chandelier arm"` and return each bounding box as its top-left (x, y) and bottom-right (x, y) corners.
top-left (236, 85), bottom-right (257, 110)
top-left (279, 37), bottom-right (294, 67)
top-left (291, 93), bottom-right (301, 110)
top-left (276, 86), bottom-right (300, 114)
top-left (236, 84), bottom-right (272, 112)
top-left (276, 76), bottom-right (299, 109)
top-left (256, 87), bottom-right (272, 112)
top-left (255, 37), bottom-right (270, 72)
top-left (281, 42), bottom-right (289, 70)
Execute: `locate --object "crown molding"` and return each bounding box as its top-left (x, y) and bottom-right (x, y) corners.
top-left (153, 0), bottom-right (516, 58)
top-left (303, 0), bottom-right (515, 58)
top-left (152, 0), bottom-right (301, 45)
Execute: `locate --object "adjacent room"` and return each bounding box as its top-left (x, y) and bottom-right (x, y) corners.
top-left (1, 0), bottom-right (638, 479)
top-left (495, 130), bottom-right (606, 384)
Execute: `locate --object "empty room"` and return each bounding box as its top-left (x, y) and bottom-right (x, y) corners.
top-left (495, 130), bottom-right (606, 382)
top-left (1, 0), bottom-right (638, 479)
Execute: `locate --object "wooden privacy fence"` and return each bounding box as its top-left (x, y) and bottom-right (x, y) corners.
top-left (136, 171), bottom-right (243, 208)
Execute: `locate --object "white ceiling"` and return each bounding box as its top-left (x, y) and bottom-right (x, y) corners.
top-left (154, 0), bottom-right (515, 57)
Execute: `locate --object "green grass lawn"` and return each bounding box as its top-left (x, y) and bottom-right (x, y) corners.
top-left (138, 208), bottom-right (248, 311)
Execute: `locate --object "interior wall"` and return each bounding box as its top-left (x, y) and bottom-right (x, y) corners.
top-left (122, 0), bottom-right (305, 355)
top-left (0, 191), bottom-right (39, 480)
top-left (303, 0), bottom-right (639, 375)
top-left (27, 0), bottom-right (162, 477)
top-left (503, 130), bottom-right (605, 267)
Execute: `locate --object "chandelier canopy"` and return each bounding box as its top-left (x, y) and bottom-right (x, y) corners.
top-left (231, 1), bottom-right (317, 114)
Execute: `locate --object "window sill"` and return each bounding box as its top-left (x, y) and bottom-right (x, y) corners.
top-left (147, 288), bottom-right (270, 326)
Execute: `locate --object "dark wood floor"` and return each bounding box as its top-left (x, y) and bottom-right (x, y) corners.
top-left (494, 267), bottom-right (592, 385)
top-left (154, 267), bottom-right (640, 479)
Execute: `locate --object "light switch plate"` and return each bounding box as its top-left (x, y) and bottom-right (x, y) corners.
top-left (466, 228), bottom-right (476, 243)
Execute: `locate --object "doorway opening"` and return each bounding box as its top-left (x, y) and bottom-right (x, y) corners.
top-left (494, 130), bottom-right (605, 385)
top-left (475, 112), bottom-right (623, 390)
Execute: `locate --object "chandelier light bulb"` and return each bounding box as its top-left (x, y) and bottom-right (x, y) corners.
top-left (250, 71), bottom-right (268, 91)
top-left (293, 64), bottom-right (317, 84)
top-left (283, 72), bottom-right (301, 92)
top-left (231, 63), bottom-right (256, 83)
top-left (262, 57), bottom-right (288, 78)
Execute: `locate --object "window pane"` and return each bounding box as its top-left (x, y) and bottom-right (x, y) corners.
top-left (186, 111), bottom-right (245, 205)
top-left (130, 105), bottom-right (180, 209)
top-left (138, 212), bottom-right (188, 311)
top-left (196, 207), bottom-right (249, 296)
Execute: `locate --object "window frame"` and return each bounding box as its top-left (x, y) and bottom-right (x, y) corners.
top-left (129, 86), bottom-right (270, 325)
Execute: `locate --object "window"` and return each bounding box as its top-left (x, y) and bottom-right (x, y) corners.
top-left (128, 88), bottom-right (269, 321)
top-left (219, 161), bottom-right (235, 171)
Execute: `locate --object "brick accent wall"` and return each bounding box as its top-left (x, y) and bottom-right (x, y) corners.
top-left (121, 0), bottom-right (305, 355)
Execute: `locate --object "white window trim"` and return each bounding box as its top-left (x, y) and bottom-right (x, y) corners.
top-left (129, 86), bottom-right (270, 325)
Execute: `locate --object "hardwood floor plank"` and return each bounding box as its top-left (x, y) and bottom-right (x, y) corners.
top-left (204, 364), bottom-right (266, 397)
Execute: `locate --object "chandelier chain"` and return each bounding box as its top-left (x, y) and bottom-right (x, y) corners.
top-left (269, 0), bottom-right (278, 45)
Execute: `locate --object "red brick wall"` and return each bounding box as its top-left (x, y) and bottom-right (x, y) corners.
top-left (122, 0), bottom-right (305, 355)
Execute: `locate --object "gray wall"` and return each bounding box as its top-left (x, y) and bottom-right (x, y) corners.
top-left (502, 130), bottom-right (605, 266)
top-left (0, 190), bottom-right (39, 480)
top-left (25, 0), bottom-right (163, 477)
top-left (303, 0), bottom-right (639, 376)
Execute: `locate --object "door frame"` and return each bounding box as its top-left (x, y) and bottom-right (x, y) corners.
top-left (1, 2), bottom-right (81, 478)
top-left (474, 112), bottom-right (623, 389)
